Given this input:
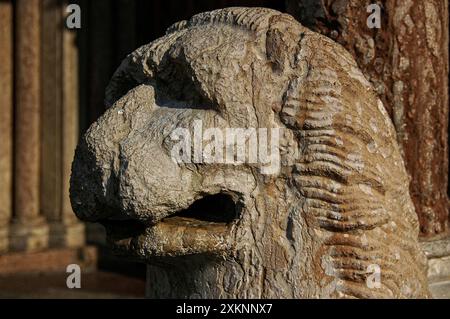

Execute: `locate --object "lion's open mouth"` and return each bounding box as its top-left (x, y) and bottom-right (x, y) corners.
top-left (100, 193), bottom-right (240, 259)
top-left (162, 193), bottom-right (239, 224)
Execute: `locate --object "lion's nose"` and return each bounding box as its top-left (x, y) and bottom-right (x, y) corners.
top-left (70, 139), bottom-right (110, 222)
top-left (70, 84), bottom-right (157, 223)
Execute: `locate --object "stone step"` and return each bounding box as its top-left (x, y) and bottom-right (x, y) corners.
top-left (429, 277), bottom-right (450, 299)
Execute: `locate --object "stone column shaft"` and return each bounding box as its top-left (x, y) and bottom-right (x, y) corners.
top-left (12, 0), bottom-right (49, 251)
top-left (0, 1), bottom-right (13, 253)
top-left (40, 0), bottom-right (85, 248)
top-left (60, 0), bottom-right (85, 247)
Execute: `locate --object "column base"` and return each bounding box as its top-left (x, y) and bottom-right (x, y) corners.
top-left (0, 246), bottom-right (97, 274)
top-left (49, 220), bottom-right (85, 248)
top-left (9, 219), bottom-right (49, 252)
top-left (0, 225), bottom-right (9, 253)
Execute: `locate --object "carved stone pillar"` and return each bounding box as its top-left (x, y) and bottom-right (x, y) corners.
top-left (286, 0), bottom-right (449, 237)
top-left (60, 1), bottom-right (85, 247)
top-left (41, 0), bottom-right (84, 248)
top-left (11, 0), bottom-right (49, 251)
top-left (0, 1), bottom-right (13, 253)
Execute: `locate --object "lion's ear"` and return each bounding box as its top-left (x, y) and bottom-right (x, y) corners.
top-left (266, 14), bottom-right (304, 73)
top-left (280, 77), bottom-right (304, 130)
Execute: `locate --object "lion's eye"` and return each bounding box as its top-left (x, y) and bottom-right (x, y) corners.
top-left (154, 55), bottom-right (213, 110)
top-left (106, 51), bottom-right (215, 111)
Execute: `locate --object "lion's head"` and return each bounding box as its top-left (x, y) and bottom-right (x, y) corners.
top-left (70, 7), bottom-right (429, 298)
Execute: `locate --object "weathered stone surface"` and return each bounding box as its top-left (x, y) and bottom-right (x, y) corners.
top-left (428, 256), bottom-right (450, 282)
top-left (429, 278), bottom-right (450, 299)
top-left (71, 8), bottom-right (429, 298)
top-left (421, 237), bottom-right (450, 259)
top-left (421, 237), bottom-right (450, 295)
top-left (286, 0), bottom-right (449, 237)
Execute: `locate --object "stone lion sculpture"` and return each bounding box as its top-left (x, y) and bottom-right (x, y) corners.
top-left (70, 7), bottom-right (429, 298)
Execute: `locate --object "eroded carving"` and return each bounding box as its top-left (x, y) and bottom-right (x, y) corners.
top-left (70, 7), bottom-right (429, 298)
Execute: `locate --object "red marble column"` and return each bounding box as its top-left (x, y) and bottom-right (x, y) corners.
top-left (287, 0), bottom-right (449, 238)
